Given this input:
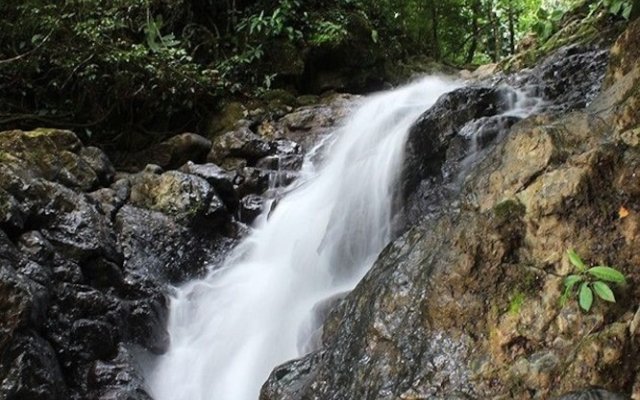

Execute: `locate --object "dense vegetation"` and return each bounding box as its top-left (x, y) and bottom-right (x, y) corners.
top-left (0, 0), bottom-right (636, 148)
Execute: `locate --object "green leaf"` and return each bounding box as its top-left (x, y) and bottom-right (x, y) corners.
top-left (567, 249), bottom-right (586, 272)
top-left (587, 266), bottom-right (626, 283)
top-left (592, 281), bottom-right (616, 303)
top-left (564, 274), bottom-right (583, 289)
top-left (610, 0), bottom-right (623, 15)
top-left (561, 274), bottom-right (583, 306)
top-left (579, 282), bottom-right (593, 312)
top-left (622, 4), bottom-right (632, 19)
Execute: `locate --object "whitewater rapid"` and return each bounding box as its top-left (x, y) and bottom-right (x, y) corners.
top-left (146, 77), bottom-right (462, 400)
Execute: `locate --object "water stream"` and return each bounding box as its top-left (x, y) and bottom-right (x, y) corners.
top-left (147, 77), bottom-right (468, 400)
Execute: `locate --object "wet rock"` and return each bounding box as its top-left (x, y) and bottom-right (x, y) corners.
top-left (0, 129), bottom-right (97, 191)
top-left (239, 195), bottom-right (265, 224)
top-left (179, 162), bottom-right (239, 212)
top-left (603, 18), bottom-right (640, 89)
top-left (403, 86), bottom-right (512, 194)
top-left (0, 332), bottom-right (67, 400)
top-left (256, 139), bottom-right (304, 171)
top-left (26, 180), bottom-right (119, 263)
top-left (0, 261), bottom-right (49, 352)
top-left (115, 205), bottom-right (224, 282)
top-left (208, 125), bottom-right (273, 165)
top-left (0, 187), bottom-right (24, 232)
top-left (278, 94), bottom-right (356, 151)
top-left (87, 345), bottom-right (153, 400)
top-left (555, 388), bottom-right (627, 400)
top-left (235, 167), bottom-right (271, 198)
top-left (128, 170), bottom-right (228, 227)
top-left (89, 187), bottom-right (128, 221)
top-left (123, 293), bottom-right (169, 354)
top-left (80, 146), bottom-right (116, 186)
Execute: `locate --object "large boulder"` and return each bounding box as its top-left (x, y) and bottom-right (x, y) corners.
top-left (127, 170), bottom-right (228, 227)
top-left (0, 129), bottom-right (100, 191)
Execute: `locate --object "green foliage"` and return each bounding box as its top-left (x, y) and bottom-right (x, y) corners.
top-left (309, 20), bottom-right (349, 46)
top-left (0, 0), bottom-right (218, 146)
top-left (561, 249), bottom-right (627, 312)
top-left (591, 0), bottom-right (635, 19)
top-left (0, 0), bottom-right (634, 147)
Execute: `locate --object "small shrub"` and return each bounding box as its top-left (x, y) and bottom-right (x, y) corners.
top-left (561, 249), bottom-right (627, 312)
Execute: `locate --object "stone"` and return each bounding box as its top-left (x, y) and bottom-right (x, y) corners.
top-left (239, 194), bottom-right (265, 224)
top-left (128, 170), bottom-right (228, 226)
top-left (0, 332), bottom-right (67, 400)
top-left (207, 125), bottom-right (273, 165)
top-left (87, 345), bottom-right (153, 400)
top-left (80, 146), bottom-right (116, 186)
top-left (115, 205), bottom-right (226, 283)
top-left (179, 162), bottom-right (239, 212)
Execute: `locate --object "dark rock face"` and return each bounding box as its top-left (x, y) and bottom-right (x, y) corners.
top-left (261, 30), bottom-right (640, 400)
top-left (0, 129), bottom-right (233, 399)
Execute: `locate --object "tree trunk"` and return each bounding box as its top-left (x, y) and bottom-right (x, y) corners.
top-left (431, 3), bottom-right (440, 61)
top-left (508, 0), bottom-right (516, 55)
top-left (489, 2), bottom-right (500, 62)
top-left (465, 0), bottom-right (481, 64)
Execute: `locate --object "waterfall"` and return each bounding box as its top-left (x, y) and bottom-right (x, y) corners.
top-left (146, 77), bottom-right (462, 400)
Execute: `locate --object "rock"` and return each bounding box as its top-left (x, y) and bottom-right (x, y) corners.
top-left (403, 86), bottom-right (513, 194)
top-left (128, 170), bottom-right (228, 227)
top-left (115, 205), bottom-right (226, 282)
top-left (114, 133), bottom-right (212, 172)
top-left (0, 332), bottom-right (67, 400)
top-left (256, 139), bottom-right (304, 171)
top-left (555, 388), bottom-right (626, 400)
top-left (28, 180), bottom-right (119, 263)
top-left (0, 129), bottom-right (98, 191)
top-left (0, 261), bottom-right (49, 353)
top-left (207, 101), bottom-right (247, 137)
top-left (87, 345), bottom-right (153, 400)
top-left (80, 146), bottom-right (116, 186)
top-left (207, 125), bottom-right (273, 165)
top-left (239, 194), bottom-right (265, 224)
top-left (603, 17), bottom-right (640, 89)
top-left (0, 186), bottom-right (24, 232)
top-left (235, 167), bottom-right (271, 198)
top-left (179, 162), bottom-right (239, 212)
top-left (89, 187), bottom-right (128, 220)
top-left (278, 95), bottom-right (356, 151)
top-left (122, 290), bottom-right (170, 354)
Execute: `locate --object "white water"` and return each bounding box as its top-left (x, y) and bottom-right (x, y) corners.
top-left (146, 77), bottom-right (462, 400)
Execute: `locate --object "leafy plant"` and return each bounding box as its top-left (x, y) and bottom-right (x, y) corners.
top-left (309, 20), bottom-right (348, 45)
top-left (589, 0), bottom-right (635, 20)
top-left (561, 249), bottom-right (627, 312)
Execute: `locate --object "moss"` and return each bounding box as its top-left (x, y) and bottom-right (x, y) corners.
top-left (508, 292), bottom-right (526, 315)
top-left (493, 199), bottom-right (525, 222)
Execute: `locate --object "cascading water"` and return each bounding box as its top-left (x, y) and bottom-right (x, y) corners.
top-left (145, 77), bottom-right (462, 400)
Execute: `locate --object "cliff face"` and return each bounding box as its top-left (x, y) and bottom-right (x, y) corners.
top-left (260, 19), bottom-right (640, 400)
